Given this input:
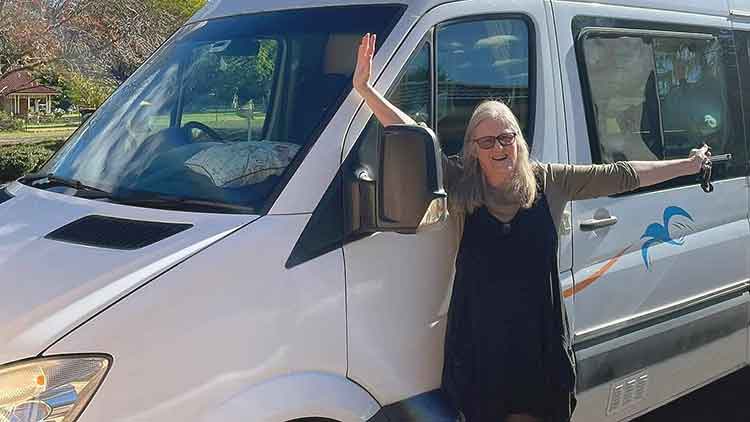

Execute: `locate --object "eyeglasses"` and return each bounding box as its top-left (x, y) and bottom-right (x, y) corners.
top-left (473, 132), bottom-right (517, 149)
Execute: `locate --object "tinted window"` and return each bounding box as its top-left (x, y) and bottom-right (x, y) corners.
top-left (581, 35), bottom-right (661, 162)
top-left (436, 18), bottom-right (532, 154)
top-left (580, 28), bottom-right (746, 186)
top-left (655, 38), bottom-right (730, 159)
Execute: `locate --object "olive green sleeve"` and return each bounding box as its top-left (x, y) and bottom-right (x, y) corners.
top-left (544, 162), bottom-right (641, 201)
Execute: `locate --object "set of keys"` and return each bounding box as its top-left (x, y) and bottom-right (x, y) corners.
top-left (700, 151), bottom-right (732, 193)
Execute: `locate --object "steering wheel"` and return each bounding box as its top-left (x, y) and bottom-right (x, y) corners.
top-left (183, 121), bottom-right (224, 142)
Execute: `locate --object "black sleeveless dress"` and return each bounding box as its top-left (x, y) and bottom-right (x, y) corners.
top-left (441, 191), bottom-right (577, 422)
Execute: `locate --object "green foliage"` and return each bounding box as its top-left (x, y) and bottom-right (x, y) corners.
top-left (0, 141), bottom-right (63, 182)
top-left (35, 67), bottom-right (114, 110)
top-left (185, 40), bottom-right (278, 111)
top-left (25, 114), bottom-right (80, 126)
top-left (149, 0), bottom-right (207, 21)
top-left (0, 112), bottom-right (25, 132)
top-left (34, 66), bottom-right (74, 110)
top-left (255, 41), bottom-right (276, 83)
top-left (63, 73), bottom-right (116, 109)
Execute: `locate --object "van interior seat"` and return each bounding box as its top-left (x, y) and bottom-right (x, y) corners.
top-left (293, 34), bottom-right (360, 144)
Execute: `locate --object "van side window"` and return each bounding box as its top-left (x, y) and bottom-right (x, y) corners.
top-left (580, 30), bottom-right (746, 186)
top-left (436, 18), bottom-right (533, 155)
top-left (581, 36), bottom-right (661, 162)
top-left (388, 41), bottom-right (432, 125)
top-left (656, 38), bottom-right (729, 160)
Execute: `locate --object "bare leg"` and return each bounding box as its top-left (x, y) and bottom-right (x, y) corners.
top-left (505, 413), bottom-right (542, 422)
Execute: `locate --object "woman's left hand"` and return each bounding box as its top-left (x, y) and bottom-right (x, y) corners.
top-left (630, 143), bottom-right (713, 188)
top-left (688, 144), bottom-right (711, 174)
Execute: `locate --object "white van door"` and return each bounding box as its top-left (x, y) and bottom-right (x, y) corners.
top-left (338, 0), bottom-right (562, 411)
top-left (553, 2), bottom-right (750, 419)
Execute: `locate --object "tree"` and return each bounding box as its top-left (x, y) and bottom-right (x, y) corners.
top-left (149, 0), bottom-right (205, 22)
top-left (36, 67), bottom-right (114, 109)
top-left (56, 0), bottom-right (208, 83)
top-left (63, 72), bottom-right (114, 108)
top-left (0, 0), bottom-right (206, 91)
top-left (0, 0), bottom-right (99, 89)
top-left (66, 0), bottom-right (206, 82)
top-left (183, 40), bottom-right (278, 111)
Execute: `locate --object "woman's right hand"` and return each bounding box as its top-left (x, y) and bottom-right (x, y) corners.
top-left (350, 33), bottom-right (415, 126)
top-left (353, 33), bottom-right (376, 96)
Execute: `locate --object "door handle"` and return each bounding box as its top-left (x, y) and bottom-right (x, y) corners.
top-left (580, 216), bottom-right (618, 231)
top-left (709, 153), bottom-right (732, 163)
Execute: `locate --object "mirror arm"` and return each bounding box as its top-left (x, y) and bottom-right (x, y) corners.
top-left (346, 167), bottom-right (378, 238)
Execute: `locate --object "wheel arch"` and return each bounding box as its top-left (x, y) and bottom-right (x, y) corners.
top-left (202, 371), bottom-right (380, 422)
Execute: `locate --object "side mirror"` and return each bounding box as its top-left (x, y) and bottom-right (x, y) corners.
top-left (376, 124), bottom-right (447, 234)
top-left (286, 125), bottom-right (447, 268)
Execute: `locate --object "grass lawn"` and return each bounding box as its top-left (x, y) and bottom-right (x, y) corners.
top-left (25, 123), bottom-right (80, 130)
top-left (0, 128), bottom-right (76, 145)
top-left (153, 111), bottom-right (266, 139)
top-left (0, 111), bottom-right (264, 148)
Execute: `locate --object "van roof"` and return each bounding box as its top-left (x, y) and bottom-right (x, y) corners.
top-left (189, 0), bottom-right (731, 23)
top-left (188, 0), bottom-right (442, 23)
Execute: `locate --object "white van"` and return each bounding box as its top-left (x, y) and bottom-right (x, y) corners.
top-left (1, 0), bottom-right (749, 421)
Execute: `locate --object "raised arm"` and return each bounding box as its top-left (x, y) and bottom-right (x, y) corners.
top-left (629, 144), bottom-right (709, 188)
top-left (545, 145), bottom-right (710, 200)
top-left (353, 33), bottom-right (416, 126)
top-left (354, 34), bottom-right (465, 189)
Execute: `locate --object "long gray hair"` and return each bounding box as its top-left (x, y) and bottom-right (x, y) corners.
top-left (449, 100), bottom-right (538, 215)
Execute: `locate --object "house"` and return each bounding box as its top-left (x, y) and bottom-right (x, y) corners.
top-left (0, 71), bottom-right (59, 116)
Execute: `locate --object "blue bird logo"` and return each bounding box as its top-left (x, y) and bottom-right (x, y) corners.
top-left (640, 206), bottom-right (694, 269)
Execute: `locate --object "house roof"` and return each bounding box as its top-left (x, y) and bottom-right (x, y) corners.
top-left (0, 71), bottom-right (58, 96)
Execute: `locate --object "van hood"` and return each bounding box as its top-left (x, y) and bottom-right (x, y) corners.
top-left (0, 182), bottom-right (257, 363)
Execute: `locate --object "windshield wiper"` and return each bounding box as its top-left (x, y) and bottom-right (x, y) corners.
top-left (21, 173), bottom-right (113, 198)
top-left (21, 174), bottom-right (254, 213)
top-left (113, 194), bottom-right (256, 214)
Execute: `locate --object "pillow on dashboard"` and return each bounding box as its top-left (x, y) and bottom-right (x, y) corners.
top-left (185, 141), bottom-right (301, 188)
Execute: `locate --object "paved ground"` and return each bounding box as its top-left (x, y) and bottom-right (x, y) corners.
top-left (633, 367), bottom-right (749, 421)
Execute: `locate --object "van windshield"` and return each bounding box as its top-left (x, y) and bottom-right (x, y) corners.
top-left (38, 6), bottom-right (404, 213)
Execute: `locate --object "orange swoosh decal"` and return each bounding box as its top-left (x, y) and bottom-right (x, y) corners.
top-left (563, 246), bottom-right (630, 298)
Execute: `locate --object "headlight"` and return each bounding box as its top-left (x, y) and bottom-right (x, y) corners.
top-left (0, 355), bottom-right (110, 422)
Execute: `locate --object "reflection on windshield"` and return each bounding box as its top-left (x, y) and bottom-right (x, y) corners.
top-left (40, 6), bottom-right (405, 213)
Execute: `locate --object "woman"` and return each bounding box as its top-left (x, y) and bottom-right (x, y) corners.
top-left (353, 33), bottom-right (710, 422)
